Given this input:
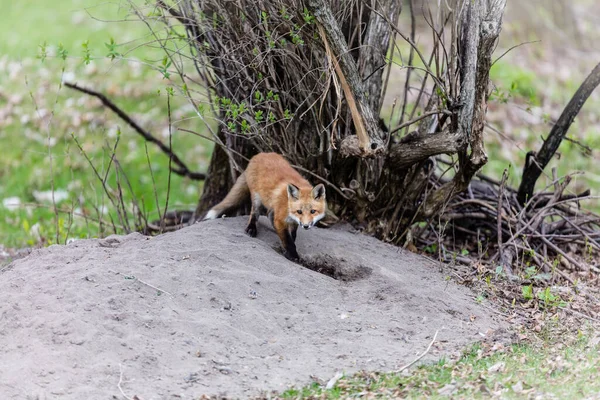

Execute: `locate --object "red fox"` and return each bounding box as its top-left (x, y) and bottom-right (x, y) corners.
top-left (203, 153), bottom-right (326, 260)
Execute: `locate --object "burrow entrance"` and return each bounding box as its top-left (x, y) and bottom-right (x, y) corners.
top-left (297, 254), bottom-right (372, 281)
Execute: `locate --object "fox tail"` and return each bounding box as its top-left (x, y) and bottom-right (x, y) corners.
top-left (203, 172), bottom-right (249, 220)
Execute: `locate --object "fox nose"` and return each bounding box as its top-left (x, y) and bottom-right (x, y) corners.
top-left (303, 224), bottom-right (310, 230)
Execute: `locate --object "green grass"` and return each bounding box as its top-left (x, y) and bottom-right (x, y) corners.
top-left (0, 0), bottom-right (212, 248)
top-left (490, 59), bottom-right (541, 105)
top-left (1, 0), bottom-right (159, 58)
top-left (278, 334), bottom-right (600, 399)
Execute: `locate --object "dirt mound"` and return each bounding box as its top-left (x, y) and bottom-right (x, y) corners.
top-left (0, 217), bottom-right (503, 399)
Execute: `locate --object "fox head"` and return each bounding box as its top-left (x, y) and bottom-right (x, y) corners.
top-left (287, 183), bottom-right (326, 229)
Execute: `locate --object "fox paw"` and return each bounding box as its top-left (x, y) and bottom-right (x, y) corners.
top-left (245, 224), bottom-right (257, 237)
top-left (283, 251), bottom-right (300, 262)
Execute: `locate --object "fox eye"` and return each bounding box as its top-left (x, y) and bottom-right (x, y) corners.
top-left (310, 209), bottom-right (316, 214)
top-left (297, 210), bottom-right (303, 214)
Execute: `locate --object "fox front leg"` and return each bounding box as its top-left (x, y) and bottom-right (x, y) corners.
top-left (268, 209), bottom-right (275, 228)
top-left (245, 193), bottom-right (262, 237)
top-left (289, 223), bottom-right (298, 242)
top-left (274, 218), bottom-right (299, 261)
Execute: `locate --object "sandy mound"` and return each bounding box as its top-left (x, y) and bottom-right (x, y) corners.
top-left (0, 217), bottom-right (502, 399)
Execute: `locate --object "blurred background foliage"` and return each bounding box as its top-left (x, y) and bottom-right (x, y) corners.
top-left (0, 0), bottom-right (598, 249)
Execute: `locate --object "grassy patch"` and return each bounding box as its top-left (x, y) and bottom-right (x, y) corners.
top-left (277, 334), bottom-right (600, 399)
top-left (0, 0), bottom-right (158, 58)
top-left (0, 0), bottom-right (212, 248)
top-left (490, 59), bottom-right (541, 105)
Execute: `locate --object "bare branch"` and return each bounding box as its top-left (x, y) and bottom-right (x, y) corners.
top-left (64, 81), bottom-right (206, 180)
top-left (388, 129), bottom-right (465, 169)
top-left (517, 62), bottom-right (600, 205)
top-left (390, 109), bottom-right (451, 135)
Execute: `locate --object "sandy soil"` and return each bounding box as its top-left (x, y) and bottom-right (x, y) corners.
top-left (0, 217), bottom-right (504, 399)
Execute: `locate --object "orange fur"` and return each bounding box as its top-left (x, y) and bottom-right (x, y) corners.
top-left (204, 153), bottom-right (326, 260)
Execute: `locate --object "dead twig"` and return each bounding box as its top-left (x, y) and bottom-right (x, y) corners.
top-left (114, 271), bottom-right (174, 297)
top-left (559, 306), bottom-right (600, 324)
top-left (394, 330), bottom-right (439, 373)
top-left (497, 170), bottom-right (512, 275)
top-left (539, 236), bottom-right (586, 272)
top-left (389, 109), bottom-right (451, 135)
top-left (118, 364), bottom-right (134, 400)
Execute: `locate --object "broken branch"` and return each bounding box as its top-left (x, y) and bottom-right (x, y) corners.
top-left (517, 62), bottom-right (600, 205)
top-left (64, 81), bottom-right (206, 180)
top-left (388, 129), bottom-right (465, 169)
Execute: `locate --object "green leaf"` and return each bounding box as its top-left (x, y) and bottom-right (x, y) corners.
top-left (57, 43), bottom-right (68, 61)
top-left (522, 285), bottom-right (533, 300)
top-left (105, 37), bottom-right (121, 61)
top-left (38, 41), bottom-right (48, 62)
top-left (81, 40), bottom-right (92, 65)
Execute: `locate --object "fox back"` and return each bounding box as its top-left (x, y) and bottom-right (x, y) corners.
top-left (204, 152), bottom-right (327, 260)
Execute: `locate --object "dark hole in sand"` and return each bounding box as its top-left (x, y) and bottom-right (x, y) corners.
top-left (298, 254), bottom-right (372, 281)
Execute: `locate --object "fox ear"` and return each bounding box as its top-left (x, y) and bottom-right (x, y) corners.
top-left (287, 183), bottom-right (300, 200)
top-left (312, 184), bottom-right (325, 200)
